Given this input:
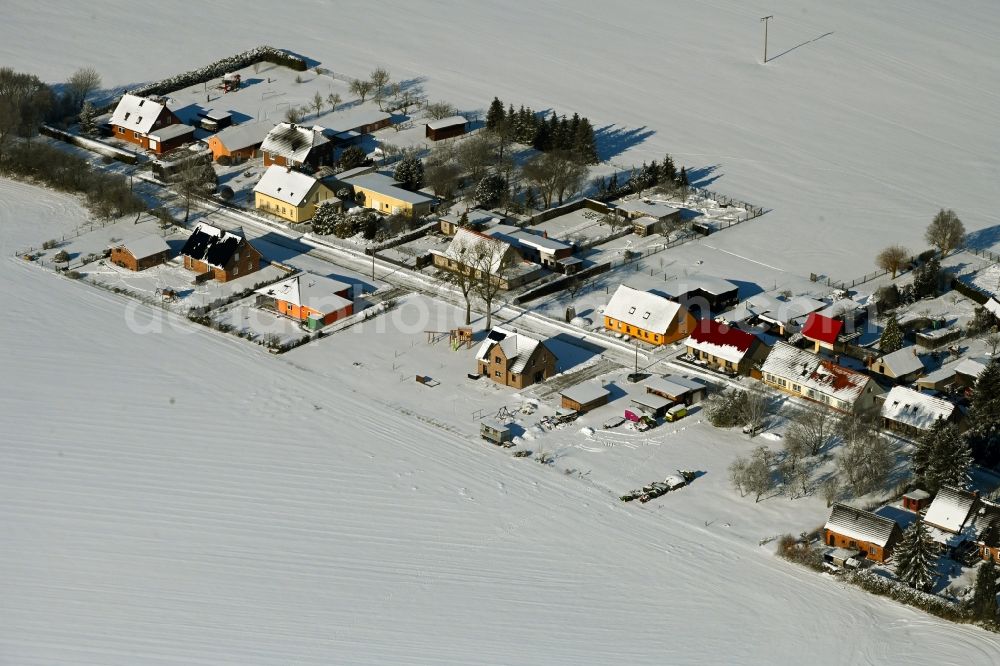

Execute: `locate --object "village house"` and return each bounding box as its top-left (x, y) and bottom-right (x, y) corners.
top-left (438, 208), bottom-right (502, 236)
top-left (560, 383), bottom-right (611, 414)
top-left (430, 227), bottom-right (540, 290)
top-left (107, 235), bottom-right (171, 272)
top-left (253, 165), bottom-right (340, 223)
top-left (255, 273), bottom-right (353, 329)
top-left (339, 171), bottom-right (434, 218)
top-left (760, 341), bottom-right (884, 412)
top-left (603, 285), bottom-right (697, 345)
top-left (475, 327), bottom-right (557, 389)
top-left (612, 197), bottom-right (682, 236)
top-left (109, 93), bottom-right (194, 154)
top-left (644, 375), bottom-right (708, 406)
top-left (179, 223), bottom-right (262, 282)
top-left (870, 346), bottom-right (926, 383)
top-left (801, 312), bottom-right (844, 353)
top-left (684, 319), bottom-right (768, 376)
top-left (325, 108), bottom-right (392, 143)
top-left (425, 115), bottom-right (468, 141)
top-left (880, 386), bottom-right (958, 437)
top-left (506, 230), bottom-right (574, 271)
top-left (824, 503), bottom-right (902, 563)
top-left (923, 485), bottom-right (978, 536)
top-left (663, 275), bottom-right (740, 315)
top-left (207, 122), bottom-right (273, 163)
top-left (260, 122), bottom-right (334, 169)
top-left (730, 293), bottom-right (827, 337)
top-left (969, 501), bottom-right (1000, 563)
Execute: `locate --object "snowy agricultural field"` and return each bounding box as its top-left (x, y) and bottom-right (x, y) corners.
top-left (5, 179), bottom-right (1000, 663)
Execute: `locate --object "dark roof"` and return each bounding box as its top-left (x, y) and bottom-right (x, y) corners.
top-left (824, 503), bottom-right (899, 548)
top-left (802, 312), bottom-right (844, 345)
top-left (179, 224), bottom-right (247, 269)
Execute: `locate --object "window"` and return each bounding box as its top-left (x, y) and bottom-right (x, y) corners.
top-left (642, 312), bottom-right (650, 320)
top-left (494, 370), bottom-right (501, 378)
top-left (233, 267), bottom-right (239, 276)
top-left (234, 253), bottom-right (240, 261)
top-left (117, 126), bottom-right (124, 134)
top-left (628, 306), bottom-right (636, 314)
top-left (494, 356), bottom-right (501, 364)
top-left (133, 131), bottom-right (141, 139)
top-left (870, 546), bottom-right (877, 555)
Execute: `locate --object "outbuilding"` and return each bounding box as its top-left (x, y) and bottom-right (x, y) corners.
top-left (426, 115), bottom-right (468, 141)
top-left (644, 375), bottom-right (707, 405)
top-left (902, 489), bottom-right (932, 513)
top-left (108, 235), bottom-right (171, 271)
top-left (560, 383), bottom-right (611, 414)
top-left (630, 392), bottom-right (672, 418)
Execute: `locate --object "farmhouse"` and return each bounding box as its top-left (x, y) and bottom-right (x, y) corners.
top-left (684, 319), bottom-right (767, 376)
top-left (475, 327), bottom-right (556, 389)
top-left (663, 275), bottom-right (740, 314)
top-left (341, 172), bottom-right (434, 218)
top-left (108, 235), bottom-right (171, 272)
top-left (260, 122), bottom-right (333, 169)
top-left (179, 223), bottom-right (262, 282)
top-left (253, 166), bottom-right (339, 223)
top-left (255, 273), bottom-right (353, 329)
top-left (560, 383), bottom-right (610, 413)
top-left (870, 347), bottom-right (925, 383)
top-left (760, 341), bottom-right (884, 413)
top-left (603, 285), bottom-right (697, 345)
top-left (613, 197), bottom-right (681, 236)
top-left (109, 93), bottom-right (192, 154)
top-left (880, 386), bottom-right (957, 436)
top-left (207, 122), bottom-right (272, 163)
top-left (644, 375), bottom-right (707, 405)
top-left (801, 312), bottom-right (844, 352)
top-left (431, 228), bottom-right (539, 290)
top-left (425, 115), bottom-right (468, 141)
top-left (824, 503), bottom-right (902, 563)
top-left (924, 485), bottom-right (978, 536)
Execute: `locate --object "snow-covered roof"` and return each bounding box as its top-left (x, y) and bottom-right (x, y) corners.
top-left (924, 486), bottom-right (978, 534)
top-left (561, 382), bottom-right (610, 405)
top-left (261, 122), bottom-right (329, 164)
top-left (917, 365), bottom-right (958, 389)
top-left (817, 297), bottom-right (862, 321)
top-left (614, 197), bottom-right (680, 219)
top-left (686, 319), bottom-right (758, 364)
top-left (480, 418), bottom-right (509, 432)
top-left (179, 223), bottom-right (249, 269)
top-left (322, 108), bottom-right (390, 134)
top-left (663, 274), bottom-right (738, 298)
top-left (508, 230), bottom-right (572, 253)
top-left (344, 172), bottom-right (434, 205)
top-left (212, 122), bottom-right (273, 151)
top-left (115, 235), bottom-right (170, 260)
top-left (881, 386), bottom-right (955, 430)
top-left (875, 347), bottom-right (925, 377)
top-left (825, 504), bottom-right (898, 548)
top-left (955, 356), bottom-right (990, 379)
top-left (604, 285), bottom-right (684, 335)
top-left (436, 228), bottom-right (514, 275)
top-left (631, 392), bottom-right (672, 410)
top-left (761, 342), bottom-right (875, 405)
top-left (256, 273), bottom-right (351, 314)
top-left (147, 124), bottom-right (195, 141)
top-left (985, 297), bottom-right (1000, 319)
top-left (475, 327), bottom-right (547, 375)
top-left (439, 208), bottom-right (502, 227)
top-left (644, 376), bottom-right (704, 399)
top-left (109, 93), bottom-right (170, 134)
top-left (426, 115), bottom-right (467, 131)
top-left (253, 166), bottom-right (328, 207)
top-left (753, 295), bottom-right (827, 328)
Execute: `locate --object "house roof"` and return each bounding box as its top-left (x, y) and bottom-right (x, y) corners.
top-left (426, 115), bottom-right (467, 131)
top-left (437, 228), bottom-right (515, 275)
top-left (663, 275), bottom-right (739, 299)
top-left (475, 327), bottom-right (548, 375)
top-left (147, 123), bottom-right (195, 141)
top-left (644, 375), bottom-right (705, 399)
top-left (924, 485), bottom-right (978, 533)
top-left (256, 273), bottom-right (352, 315)
top-left (917, 365), bottom-right (959, 389)
top-left (561, 382), bottom-right (610, 405)
top-left (817, 297), bottom-right (862, 321)
top-left (824, 503), bottom-right (898, 548)
top-left (801, 312), bottom-right (844, 345)
top-left (761, 341), bottom-right (876, 405)
top-left (212, 122), bottom-right (273, 151)
top-left (751, 295), bottom-right (826, 328)
top-left (322, 107), bottom-right (391, 134)
top-left (508, 230), bottom-right (572, 254)
top-left (260, 122), bottom-right (329, 164)
top-left (604, 285), bottom-right (685, 335)
top-left (345, 172), bottom-right (434, 205)
top-left (955, 356), bottom-right (990, 379)
top-left (439, 208), bottom-right (503, 227)
top-left (686, 319), bottom-right (758, 364)
top-left (631, 392), bottom-right (672, 410)
top-left (116, 235), bottom-right (170, 260)
top-left (480, 418), bottom-right (509, 432)
top-left (179, 223), bottom-right (250, 269)
top-left (875, 347), bottom-right (925, 377)
top-left (881, 386), bottom-right (955, 430)
top-left (109, 93), bottom-right (170, 134)
top-left (253, 165), bottom-right (329, 207)
top-left (614, 197), bottom-right (680, 219)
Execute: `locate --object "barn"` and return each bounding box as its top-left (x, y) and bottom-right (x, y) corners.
top-left (425, 115), bottom-right (468, 141)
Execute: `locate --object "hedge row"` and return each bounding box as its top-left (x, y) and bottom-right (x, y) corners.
top-left (100, 45), bottom-right (307, 113)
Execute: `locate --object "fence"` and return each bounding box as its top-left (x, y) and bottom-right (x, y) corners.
top-left (513, 262), bottom-right (612, 305)
top-left (39, 125), bottom-right (139, 164)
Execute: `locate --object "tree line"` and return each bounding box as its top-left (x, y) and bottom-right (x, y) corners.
top-left (485, 97), bottom-right (598, 165)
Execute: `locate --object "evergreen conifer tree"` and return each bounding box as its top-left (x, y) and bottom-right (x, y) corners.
top-left (894, 518), bottom-right (938, 591)
top-left (393, 155), bottom-right (424, 190)
top-left (678, 166), bottom-right (689, 187)
top-left (967, 358), bottom-right (1000, 466)
top-left (523, 186), bottom-right (537, 211)
top-left (879, 316), bottom-right (904, 353)
top-left (919, 422), bottom-right (971, 492)
top-left (485, 97), bottom-right (505, 130)
top-left (78, 100), bottom-right (98, 137)
top-left (913, 257), bottom-right (942, 298)
top-left (662, 154), bottom-right (676, 182)
top-left (972, 559), bottom-right (999, 622)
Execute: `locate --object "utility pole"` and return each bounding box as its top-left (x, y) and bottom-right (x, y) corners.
top-left (761, 15), bottom-right (774, 63)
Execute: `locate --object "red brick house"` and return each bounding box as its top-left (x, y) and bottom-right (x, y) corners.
top-left (475, 327), bottom-right (557, 389)
top-left (260, 122), bottom-right (333, 169)
top-left (179, 223), bottom-right (262, 282)
top-left (108, 235), bottom-right (171, 271)
top-left (109, 94), bottom-right (194, 154)
top-left (824, 503), bottom-right (902, 563)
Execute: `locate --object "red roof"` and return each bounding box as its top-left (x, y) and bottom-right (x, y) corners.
top-left (689, 319), bottom-right (756, 352)
top-left (802, 312), bottom-right (843, 345)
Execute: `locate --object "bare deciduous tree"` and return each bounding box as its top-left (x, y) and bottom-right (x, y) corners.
top-left (821, 476), bottom-right (839, 507)
top-left (986, 329), bottom-right (1000, 357)
top-left (456, 134), bottom-right (495, 184)
top-left (470, 236), bottom-right (515, 330)
top-left (745, 446), bottom-right (774, 502)
top-left (925, 208), bottom-right (966, 257)
top-left (176, 157), bottom-right (217, 224)
top-left (837, 412), bottom-right (893, 497)
top-left (876, 244), bottom-right (910, 279)
top-left (67, 66), bottom-right (101, 108)
top-left (424, 101), bottom-right (457, 120)
top-left (349, 78), bottom-right (374, 103)
top-left (284, 106), bottom-right (304, 124)
top-left (729, 456), bottom-right (749, 497)
top-left (369, 67), bottom-right (391, 110)
top-left (742, 385), bottom-right (770, 437)
top-left (785, 406), bottom-right (834, 456)
top-left (522, 151), bottom-right (588, 208)
top-left (311, 92), bottom-right (324, 119)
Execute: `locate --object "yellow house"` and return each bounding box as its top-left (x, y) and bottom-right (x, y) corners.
top-left (603, 285), bottom-right (696, 345)
top-left (253, 165), bottom-right (340, 223)
top-left (342, 172), bottom-right (434, 218)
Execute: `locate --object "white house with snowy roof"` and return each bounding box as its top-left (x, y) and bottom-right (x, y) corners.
top-left (924, 486), bottom-right (979, 550)
top-left (760, 341), bottom-right (883, 412)
top-left (880, 386), bottom-right (958, 436)
top-left (870, 346), bottom-right (926, 382)
top-left (109, 93), bottom-right (193, 154)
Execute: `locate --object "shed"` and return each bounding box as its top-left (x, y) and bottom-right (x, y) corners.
top-left (108, 235), bottom-right (171, 271)
top-left (480, 419), bottom-right (511, 445)
top-left (560, 383), bottom-right (611, 414)
top-left (630, 392), bottom-right (672, 418)
top-left (426, 115), bottom-right (468, 141)
top-left (903, 489), bottom-right (932, 513)
top-left (644, 375), bottom-right (707, 405)
top-left (198, 109), bottom-right (233, 132)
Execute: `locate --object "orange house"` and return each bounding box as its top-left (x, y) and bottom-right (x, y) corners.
top-left (602, 285), bottom-right (696, 345)
top-left (823, 503), bottom-right (902, 563)
top-left (207, 122), bottom-right (273, 163)
top-left (256, 273), bottom-right (353, 329)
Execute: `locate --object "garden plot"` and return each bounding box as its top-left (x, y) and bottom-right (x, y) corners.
top-left (203, 296), bottom-right (308, 348)
top-left (530, 207), bottom-right (618, 246)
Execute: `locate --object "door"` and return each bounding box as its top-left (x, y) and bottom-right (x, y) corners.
top-left (149, 138), bottom-right (158, 152)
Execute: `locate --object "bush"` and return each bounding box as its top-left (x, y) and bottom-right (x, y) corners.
top-left (704, 389), bottom-right (748, 428)
top-left (42, 239), bottom-right (59, 250)
top-left (776, 535), bottom-right (825, 571)
top-left (217, 155), bottom-right (232, 167)
top-left (65, 270), bottom-right (82, 279)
